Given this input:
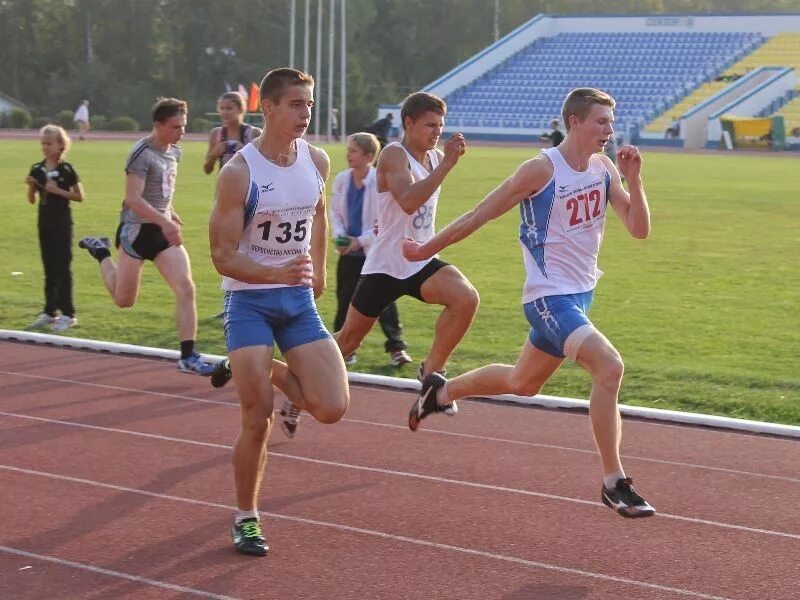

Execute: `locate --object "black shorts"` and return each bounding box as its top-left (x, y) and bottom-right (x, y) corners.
top-left (351, 258), bottom-right (449, 318)
top-left (116, 222), bottom-right (170, 261)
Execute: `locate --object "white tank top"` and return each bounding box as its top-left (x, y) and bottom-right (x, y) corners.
top-left (519, 147), bottom-right (611, 303)
top-left (222, 139), bottom-right (324, 291)
top-left (361, 142), bottom-right (440, 279)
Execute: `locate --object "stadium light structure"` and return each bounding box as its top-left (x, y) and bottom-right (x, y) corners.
top-left (328, 0), bottom-right (335, 142)
top-left (290, 0), bottom-right (296, 67)
top-left (341, 0), bottom-right (347, 140)
top-left (314, 0), bottom-right (323, 139)
top-left (295, 0), bottom-right (345, 142)
top-left (303, 0), bottom-right (310, 72)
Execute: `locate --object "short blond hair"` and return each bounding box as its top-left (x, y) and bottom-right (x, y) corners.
top-left (39, 124), bottom-right (71, 156)
top-left (561, 88), bottom-right (615, 132)
top-left (347, 132), bottom-right (380, 163)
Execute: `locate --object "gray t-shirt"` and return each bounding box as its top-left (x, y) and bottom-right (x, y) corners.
top-left (120, 137), bottom-right (181, 224)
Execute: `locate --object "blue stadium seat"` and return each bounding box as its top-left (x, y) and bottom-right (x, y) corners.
top-left (443, 31), bottom-right (761, 132)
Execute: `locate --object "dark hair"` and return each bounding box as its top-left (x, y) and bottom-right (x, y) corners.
top-left (152, 97), bottom-right (188, 123)
top-left (561, 88), bottom-right (615, 132)
top-left (259, 67), bottom-right (314, 105)
top-left (400, 92), bottom-right (446, 130)
top-left (218, 91), bottom-right (246, 112)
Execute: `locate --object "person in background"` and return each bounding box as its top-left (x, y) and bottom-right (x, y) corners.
top-left (368, 112), bottom-right (394, 148)
top-left (204, 92), bottom-right (263, 317)
top-left (331, 131), bottom-right (412, 368)
top-left (203, 92), bottom-right (262, 175)
top-left (331, 107), bottom-right (341, 142)
top-left (540, 118), bottom-right (564, 147)
top-left (26, 125), bottom-right (85, 332)
top-left (78, 98), bottom-right (216, 376)
top-left (664, 120), bottom-right (680, 139)
top-left (73, 99), bottom-right (90, 140)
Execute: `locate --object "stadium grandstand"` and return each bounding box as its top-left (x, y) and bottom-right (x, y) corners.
top-left (379, 13), bottom-right (800, 150)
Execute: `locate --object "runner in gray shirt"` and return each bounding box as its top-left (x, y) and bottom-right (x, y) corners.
top-left (78, 97), bottom-right (216, 375)
top-left (120, 139), bottom-right (180, 224)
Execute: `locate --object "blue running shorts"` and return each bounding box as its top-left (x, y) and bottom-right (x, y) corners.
top-left (523, 290), bottom-right (596, 360)
top-left (224, 287), bottom-right (331, 353)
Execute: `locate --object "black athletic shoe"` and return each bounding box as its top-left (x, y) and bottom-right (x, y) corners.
top-left (416, 363), bottom-right (457, 416)
top-left (601, 478), bottom-right (656, 518)
top-left (210, 359), bottom-right (232, 388)
top-left (78, 236), bottom-right (111, 260)
top-left (232, 518), bottom-right (268, 556)
top-left (409, 372), bottom-right (447, 431)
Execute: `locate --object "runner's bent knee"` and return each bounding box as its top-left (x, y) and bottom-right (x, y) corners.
top-left (508, 371), bottom-right (544, 397)
top-left (458, 282), bottom-right (480, 313)
top-left (312, 398), bottom-right (347, 424)
top-left (113, 292), bottom-right (136, 308)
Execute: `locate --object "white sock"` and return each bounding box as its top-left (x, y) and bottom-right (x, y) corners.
top-left (436, 382), bottom-right (451, 407)
top-left (235, 508), bottom-right (259, 524)
top-left (603, 472), bottom-right (626, 491)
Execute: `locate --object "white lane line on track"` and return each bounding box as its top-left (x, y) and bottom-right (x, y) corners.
top-left (0, 465), bottom-right (732, 600)
top-left (1, 369), bottom-right (798, 484)
top-left (0, 545), bottom-right (239, 600)
top-left (3, 344), bottom-right (800, 443)
top-left (2, 410), bottom-right (799, 542)
top-left (341, 418), bottom-right (800, 484)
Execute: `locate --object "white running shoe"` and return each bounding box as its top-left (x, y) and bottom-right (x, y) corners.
top-left (389, 349), bottom-right (413, 366)
top-left (50, 316), bottom-right (78, 332)
top-left (30, 313), bottom-right (56, 329)
top-left (279, 399), bottom-right (302, 438)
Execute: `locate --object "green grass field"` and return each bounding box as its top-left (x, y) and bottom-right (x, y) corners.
top-left (1, 139), bottom-right (798, 424)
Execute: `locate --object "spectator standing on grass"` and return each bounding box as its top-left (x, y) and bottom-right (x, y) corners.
top-left (331, 107), bottom-right (341, 142)
top-left (540, 118), bottom-right (565, 147)
top-left (73, 100), bottom-right (90, 140)
top-left (25, 125), bottom-right (85, 332)
top-left (368, 112), bottom-right (394, 148)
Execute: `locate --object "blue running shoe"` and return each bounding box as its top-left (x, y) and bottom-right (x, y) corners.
top-left (177, 352), bottom-right (216, 376)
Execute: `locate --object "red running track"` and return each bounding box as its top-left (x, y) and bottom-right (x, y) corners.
top-left (1, 341), bottom-right (798, 599)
